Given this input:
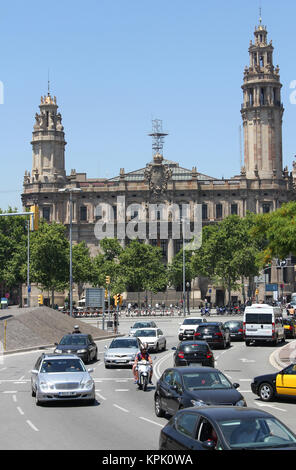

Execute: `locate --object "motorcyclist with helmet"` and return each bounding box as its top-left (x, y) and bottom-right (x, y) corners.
top-left (132, 342), bottom-right (153, 385)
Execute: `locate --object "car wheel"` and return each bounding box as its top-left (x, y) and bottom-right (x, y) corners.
top-left (245, 340), bottom-right (251, 346)
top-left (31, 387), bottom-right (36, 397)
top-left (35, 394), bottom-right (42, 406)
top-left (163, 341), bottom-right (166, 351)
top-left (155, 395), bottom-right (165, 417)
top-left (259, 382), bottom-right (274, 402)
top-left (105, 364), bottom-right (110, 369)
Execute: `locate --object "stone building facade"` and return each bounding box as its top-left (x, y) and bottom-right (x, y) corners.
top-left (22, 21), bottom-right (296, 307)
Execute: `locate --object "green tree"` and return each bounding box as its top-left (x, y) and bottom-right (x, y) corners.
top-left (191, 215), bottom-right (261, 305)
top-left (92, 238), bottom-right (125, 295)
top-left (119, 240), bottom-right (167, 305)
top-left (72, 241), bottom-right (93, 299)
top-left (30, 220), bottom-right (69, 306)
top-left (167, 248), bottom-right (194, 290)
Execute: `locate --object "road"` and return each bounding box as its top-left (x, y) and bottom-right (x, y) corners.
top-left (0, 314), bottom-right (295, 450)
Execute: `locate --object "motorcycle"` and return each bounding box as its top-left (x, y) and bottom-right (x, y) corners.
top-left (136, 360), bottom-right (151, 391)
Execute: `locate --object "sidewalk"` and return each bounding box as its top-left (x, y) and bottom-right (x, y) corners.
top-left (273, 340), bottom-right (296, 369)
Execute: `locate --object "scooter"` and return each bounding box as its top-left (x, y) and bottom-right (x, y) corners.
top-left (136, 360), bottom-right (151, 391)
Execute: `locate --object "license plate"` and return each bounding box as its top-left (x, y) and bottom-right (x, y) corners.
top-left (59, 392), bottom-right (76, 396)
top-left (116, 359), bottom-right (127, 363)
top-left (203, 335), bottom-right (212, 338)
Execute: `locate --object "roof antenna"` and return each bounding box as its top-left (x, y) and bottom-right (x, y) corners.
top-left (259, 4), bottom-right (262, 24)
top-left (47, 69), bottom-right (50, 96)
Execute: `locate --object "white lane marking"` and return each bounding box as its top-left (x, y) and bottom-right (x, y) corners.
top-left (255, 402), bottom-right (287, 412)
top-left (239, 379), bottom-right (252, 381)
top-left (115, 389), bottom-right (129, 392)
top-left (14, 381), bottom-right (27, 384)
top-left (139, 417), bottom-right (163, 427)
top-left (113, 404), bottom-right (129, 413)
top-left (26, 420), bottom-right (39, 432)
top-left (12, 394), bottom-right (17, 402)
top-left (0, 367), bottom-right (7, 372)
top-left (18, 376), bottom-right (25, 381)
top-left (3, 391), bottom-right (17, 394)
top-left (116, 380), bottom-right (127, 382)
top-left (17, 406), bottom-right (24, 416)
top-left (154, 352), bottom-right (174, 380)
top-left (95, 391), bottom-right (106, 401)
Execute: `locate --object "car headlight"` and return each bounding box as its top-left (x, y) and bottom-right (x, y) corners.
top-left (191, 399), bottom-right (207, 407)
top-left (55, 349), bottom-right (63, 354)
top-left (77, 349), bottom-right (87, 353)
top-left (39, 381), bottom-right (54, 390)
top-left (82, 380), bottom-right (94, 389)
top-left (235, 398), bottom-right (247, 407)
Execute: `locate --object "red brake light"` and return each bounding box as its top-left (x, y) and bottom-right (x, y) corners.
top-left (178, 353), bottom-right (185, 359)
top-left (206, 353), bottom-right (212, 359)
top-left (238, 329), bottom-right (243, 333)
top-left (215, 332), bottom-right (222, 337)
top-left (194, 332), bottom-right (201, 336)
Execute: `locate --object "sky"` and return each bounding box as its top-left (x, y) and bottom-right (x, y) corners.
top-left (1, 0), bottom-right (296, 210)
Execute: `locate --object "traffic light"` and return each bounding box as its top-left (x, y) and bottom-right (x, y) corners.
top-left (114, 293), bottom-right (122, 306)
top-left (105, 276), bottom-right (110, 285)
top-left (38, 294), bottom-right (43, 305)
top-left (105, 289), bottom-right (108, 299)
top-left (30, 205), bottom-right (39, 231)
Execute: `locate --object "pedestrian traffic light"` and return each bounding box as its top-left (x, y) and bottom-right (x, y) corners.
top-left (30, 205), bottom-right (39, 231)
top-left (38, 294), bottom-right (43, 305)
top-left (106, 276), bottom-right (110, 285)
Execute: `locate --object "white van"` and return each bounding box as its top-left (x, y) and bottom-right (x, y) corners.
top-left (243, 304), bottom-right (285, 346)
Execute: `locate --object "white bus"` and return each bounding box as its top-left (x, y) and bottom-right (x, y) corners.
top-left (243, 304), bottom-right (285, 346)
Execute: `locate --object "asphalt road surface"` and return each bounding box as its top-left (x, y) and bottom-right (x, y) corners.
top-left (0, 315), bottom-right (295, 450)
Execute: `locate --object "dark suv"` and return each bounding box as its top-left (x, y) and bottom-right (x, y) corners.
top-left (194, 322), bottom-right (231, 349)
top-left (172, 341), bottom-right (215, 367)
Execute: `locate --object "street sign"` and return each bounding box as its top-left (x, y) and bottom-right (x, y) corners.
top-left (85, 288), bottom-right (104, 308)
top-left (265, 283), bottom-right (278, 292)
top-left (254, 274), bottom-right (268, 284)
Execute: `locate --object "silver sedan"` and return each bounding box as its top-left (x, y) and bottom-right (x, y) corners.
top-left (31, 354), bottom-right (95, 405)
top-left (104, 336), bottom-right (141, 368)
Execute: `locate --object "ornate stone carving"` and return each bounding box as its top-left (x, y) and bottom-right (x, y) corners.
top-left (144, 153), bottom-right (172, 196)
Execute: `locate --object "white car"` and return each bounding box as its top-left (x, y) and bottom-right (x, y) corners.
top-left (178, 317), bottom-right (207, 341)
top-left (134, 328), bottom-right (166, 352)
top-left (129, 321), bottom-right (157, 336)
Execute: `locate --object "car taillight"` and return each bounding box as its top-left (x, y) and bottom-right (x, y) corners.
top-left (194, 332), bottom-right (201, 336)
top-left (206, 353), bottom-right (212, 359)
top-left (178, 353), bottom-right (185, 359)
top-left (238, 329), bottom-right (243, 333)
top-left (215, 332), bottom-right (222, 337)
top-left (272, 322), bottom-right (275, 336)
top-left (243, 322), bottom-right (246, 334)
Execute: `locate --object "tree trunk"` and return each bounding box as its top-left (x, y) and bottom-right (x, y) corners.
top-left (51, 288), bottom-right (55, 308)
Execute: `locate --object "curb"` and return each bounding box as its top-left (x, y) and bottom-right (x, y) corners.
top-left (2, 334), bottom-right (123, 356)
top-left (270, 339), bottom-right (296, 370)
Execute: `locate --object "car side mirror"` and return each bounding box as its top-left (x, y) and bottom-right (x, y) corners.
top-left (171, 347), bottom-right (177, 350)
top-left (104, 345), bottom-right (108, 349)
top-left (233, 383), bottom-right (240, 389)
top-left (87, 368), bottom-right (94, 373)
top-left (31, 370), bottom-right (38, 374)
top-left (54, 342), bottom-right (58, 346)
top-left (201, 440), bottom-right (216, 450)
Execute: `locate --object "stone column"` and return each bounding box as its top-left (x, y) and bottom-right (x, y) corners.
top-left (167, 238), bottom-right (174, 264)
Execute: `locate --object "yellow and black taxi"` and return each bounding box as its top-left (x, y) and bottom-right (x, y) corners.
top-left (251, 363), bottom-right (296, 402)
top-left (283, 318), bottom-right (296, 339)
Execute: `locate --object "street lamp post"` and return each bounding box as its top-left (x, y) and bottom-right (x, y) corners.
top-left (59, 187), bottom-right (81, 317)
top-left (182, 218), bottom-right (186, 317)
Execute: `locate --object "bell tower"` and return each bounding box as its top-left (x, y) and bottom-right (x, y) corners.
top-left (241, 19), bottom-right (284, 180)
top-left (30, 92), bottom-right (66, 183)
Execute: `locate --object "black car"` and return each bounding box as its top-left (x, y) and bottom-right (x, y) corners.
top-left (194, 322), bottom-right (231, 349)
top-left (223, 320), bottom-right (244, 341)
top-left (159, 406), bottom-right (296, 450)
top-left (172, 341), bottom-right (215, 368)
top-left (251, 363), bottom-right (296, 402)
top-left (54, 334), bottom-right (98, 364)
top-left (283, 318), bottom-right (296, 339)
top-left (154, 367), bottom-right (246, 418)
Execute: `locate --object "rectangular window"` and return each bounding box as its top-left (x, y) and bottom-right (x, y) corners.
top-left (42, 207), bottom-right (50, 221)
top-left (216, 204), bottom-right (223, 219)
top-left (262, 204), bottom-right (271, 214)
top-left (231, 204), bottom-right (238, 215)
top-left (80, 206), bottom-right (87, 221)
top-left (202, 204), bottom-right (208, 220)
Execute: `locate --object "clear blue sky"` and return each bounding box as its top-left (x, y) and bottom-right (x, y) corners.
top-left (1, 0), bottom-right (296, 210)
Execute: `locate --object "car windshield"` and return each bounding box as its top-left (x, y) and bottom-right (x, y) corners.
top-left (183, 319), bottom-right (202, 325)
top-left (219, 417), bottom-right (296, 449)
top-left (109, 339), bottom-right (138, 349)
top-left (224, 322), bottom-right (241, 328)
top-left (60, 335), bottom-right (87, 346)
top-left (181, 344), bottom-right (208, 353)
top-left (134, 329), bottom-right (156, 337)
top-left (182, 371), bottom-right (232, 390)
top-left (132, 323), bottom-right (152, 329)
top-left (40, 359), bottom-right (85, 373)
